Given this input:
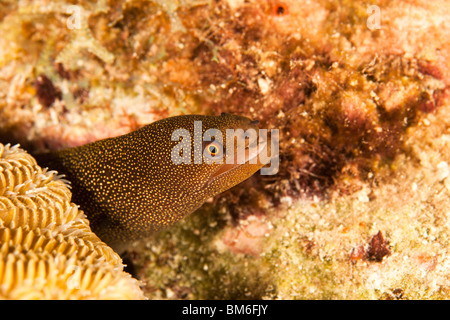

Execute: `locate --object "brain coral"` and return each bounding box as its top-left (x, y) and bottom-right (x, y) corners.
top-left (0, 143), bottom-right (144, 299)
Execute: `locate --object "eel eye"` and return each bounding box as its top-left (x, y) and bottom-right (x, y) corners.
top-left (208, 144), bottom-right (219, 156)
top-left (205, 141), bottom-right (222, 156)
top-left (203, 141), bottom-right (224, 161)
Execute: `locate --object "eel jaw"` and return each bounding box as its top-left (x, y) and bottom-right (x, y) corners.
top-left (204, 138), bottom-right (268, 187)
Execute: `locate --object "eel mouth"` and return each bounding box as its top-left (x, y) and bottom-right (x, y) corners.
top-left (204, 133), bottom-right (270, 187)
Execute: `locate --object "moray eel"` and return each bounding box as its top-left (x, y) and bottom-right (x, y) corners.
top-left (36, 113), bottom-right (270, 252)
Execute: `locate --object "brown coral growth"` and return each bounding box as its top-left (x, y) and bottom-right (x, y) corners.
top-left (34, 75), bottom-right (62, 108)
top-left (168, 0), bottom-right (450, 212)
top-left (367, 231), bottom-right (391, 262)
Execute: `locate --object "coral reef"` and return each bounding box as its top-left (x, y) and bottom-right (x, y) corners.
top-left (133, 103), bottom-right (450, 299)
top-left (0, 143), bottom-right (144, 299)
top-left (0, 0), bottom-right (449, 299)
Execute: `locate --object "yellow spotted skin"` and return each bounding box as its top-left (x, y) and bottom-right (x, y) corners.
top-left (36, 114), bottom-right (265, 251)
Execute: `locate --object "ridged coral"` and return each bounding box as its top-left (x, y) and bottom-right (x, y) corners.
top-left (0, 143), bottom-right (144, 299)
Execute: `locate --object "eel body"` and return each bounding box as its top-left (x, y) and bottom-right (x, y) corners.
top-left (36, 114), bottom-right (269, 251)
